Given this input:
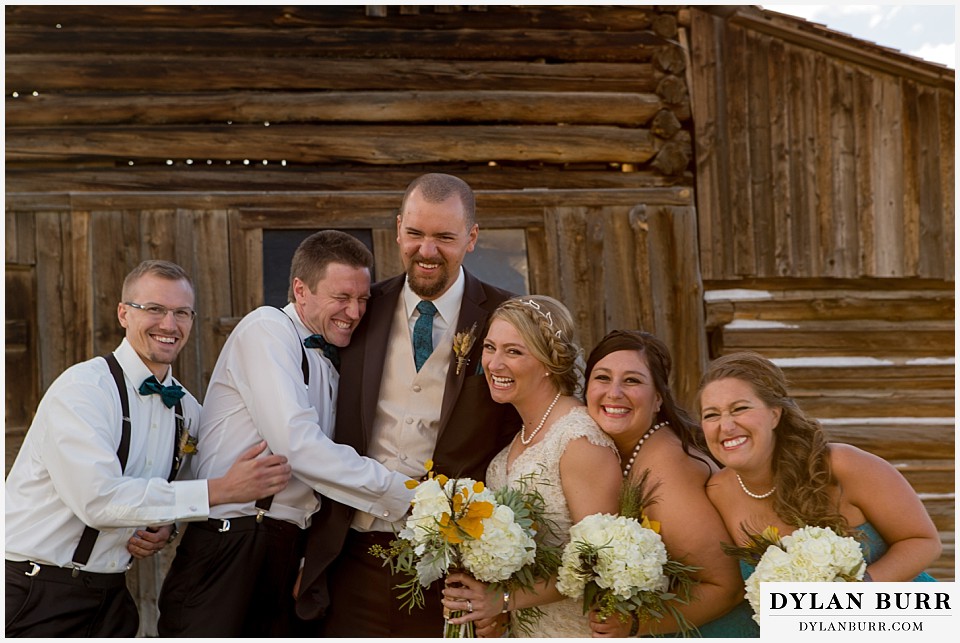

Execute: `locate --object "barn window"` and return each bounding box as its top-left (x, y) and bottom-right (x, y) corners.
top-left (262, 227), bottom-right (528, 308)
top-left (262, 229), bottom-right (375, 308)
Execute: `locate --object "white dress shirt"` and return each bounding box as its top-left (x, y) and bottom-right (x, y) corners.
top-left (193, 304), bottom-right (413, 528)
top-left (4, 338), bottom-right (207, 573)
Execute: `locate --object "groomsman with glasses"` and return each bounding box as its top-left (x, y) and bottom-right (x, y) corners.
top-left (4, 259), bottom-right (291, 638)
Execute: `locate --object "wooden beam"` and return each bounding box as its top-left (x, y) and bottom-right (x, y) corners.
top-left (6, 55), bottom-right (660, 93)
top-left (6, 124), bottom-right (678, 165)
top-left (6, 91), bottom-right (666, 127)
top-left (6, 25), bottom-right (668, 62)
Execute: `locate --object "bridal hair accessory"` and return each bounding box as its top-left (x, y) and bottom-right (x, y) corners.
top-left (518, 299), bottom-right (563, 338)
top-left (452, 323), bottom-right (478, 376)
top-left (736, 473), bottom-right (776, 499)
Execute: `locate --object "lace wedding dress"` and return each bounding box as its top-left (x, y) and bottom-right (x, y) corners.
top-left (486, 406), bottom-right (617, 638)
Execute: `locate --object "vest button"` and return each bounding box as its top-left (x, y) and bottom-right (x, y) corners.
top-left (412, 385), bottom-right (421, 393)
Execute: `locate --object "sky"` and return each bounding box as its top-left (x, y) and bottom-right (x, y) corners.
top-left (762, 4), bottom-right (956, 68)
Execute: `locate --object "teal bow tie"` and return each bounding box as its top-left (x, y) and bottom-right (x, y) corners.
top-left (304, 334), bottom-right (340, 372)
top-left (138, 376), bottom-right (185, 408)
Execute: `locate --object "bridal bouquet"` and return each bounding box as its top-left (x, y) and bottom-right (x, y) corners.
top-left (556, 474), bottom-right (698, 636)
top-left (729, 525), bottom-right (866, 624)
top-left (370, 462), bottom-right (559, 637)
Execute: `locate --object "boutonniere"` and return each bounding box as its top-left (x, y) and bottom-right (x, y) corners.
top-left (178, 420), bottom-right (198, 458)
top-left (452, 323), bottom-right (478, 376)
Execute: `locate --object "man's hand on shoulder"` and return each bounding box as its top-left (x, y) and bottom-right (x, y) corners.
top-left (208, 440), bottom-right (293, 506)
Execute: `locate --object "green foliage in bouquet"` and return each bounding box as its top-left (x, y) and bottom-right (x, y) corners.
top-left (557, 469), bottom-right (700, 637)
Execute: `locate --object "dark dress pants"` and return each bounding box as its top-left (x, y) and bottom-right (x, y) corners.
top-left (319, 529), bottom-right (445, 637)
top-left (5, 560), bottom-right (138, 637)
top-left (158, 516), bottom-right (306, 637)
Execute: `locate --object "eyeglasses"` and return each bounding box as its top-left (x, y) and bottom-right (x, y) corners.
top-left (124, 301), bottom-right (196, 322)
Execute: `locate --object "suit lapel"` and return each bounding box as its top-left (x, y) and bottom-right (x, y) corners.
top-left (360, 276), bottom-right (404, 448)
top-left (438, 271), bottom-right (490, 437)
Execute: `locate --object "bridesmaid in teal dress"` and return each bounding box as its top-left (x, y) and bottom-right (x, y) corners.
top-left (584, 331), bottom-right (760, 638)
top-left (698, 351), bottom-right (941, 617)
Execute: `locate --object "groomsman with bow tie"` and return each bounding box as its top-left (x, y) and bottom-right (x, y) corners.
top-left (295, 174), bottom-right (522, 636)
top-left (4, 260), bottom-right (292, 638)
top-left (158, 230), bottom-right (416, 637)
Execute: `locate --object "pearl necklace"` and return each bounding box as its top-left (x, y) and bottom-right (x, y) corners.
top-left (622, 421), bottom-right (668, 478)
top-left (519, 391), bottom-right (562, 446)
top-left (736, 473), bottom-right (776, 499)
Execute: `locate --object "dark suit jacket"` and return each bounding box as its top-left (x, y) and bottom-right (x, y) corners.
top-left (295, 269), bottom-right (520, 620)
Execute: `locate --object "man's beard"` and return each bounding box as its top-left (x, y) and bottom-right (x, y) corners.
top-left (407, 259), bottom-right (449, 299)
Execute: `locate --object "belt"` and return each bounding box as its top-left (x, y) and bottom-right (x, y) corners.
top-left (5, 560), bottom-right (128, 589)
top-left (193, 515), bottom-right (303, 538)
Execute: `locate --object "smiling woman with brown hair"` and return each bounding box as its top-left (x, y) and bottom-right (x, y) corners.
top-left (584, 330), bottom-right (757, 638)
top-left (698, 351), bottom-right (941, 585)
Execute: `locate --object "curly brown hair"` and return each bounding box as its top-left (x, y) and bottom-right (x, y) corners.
top-left (488, 295), bottom-right (584, 396)
top-left (698, 351), bottom-right (849, 535)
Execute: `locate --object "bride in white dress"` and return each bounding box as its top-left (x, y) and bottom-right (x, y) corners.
top-left (441, 295), bottom-right (621, 637)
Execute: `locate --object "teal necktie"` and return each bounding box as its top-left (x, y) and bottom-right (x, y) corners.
top-left (412, 301), bottom-right (437, 372)
top-left (138, 376), bottom-right (185, 408)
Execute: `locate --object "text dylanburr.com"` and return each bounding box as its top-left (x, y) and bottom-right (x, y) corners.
top-left (759, 582), bottom-right (955, 640)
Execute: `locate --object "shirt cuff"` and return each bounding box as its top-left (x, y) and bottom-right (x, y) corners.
top-left (174, 479), bottom-right (210, 521)
top-left (363, 474), bottom-right (416, 522)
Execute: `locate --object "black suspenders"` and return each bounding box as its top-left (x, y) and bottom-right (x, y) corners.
top-left (70, 354), bottom-right (183, 575)
top-left (253, 311), bottom-right (310, 520)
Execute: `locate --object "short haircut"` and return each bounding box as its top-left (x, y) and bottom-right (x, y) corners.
top-left (122, 259), bottom-right (194, 301)
top-left (399, 173), bottom-right (476, 227)
top-left (287, 230), bottom-right (374, 302)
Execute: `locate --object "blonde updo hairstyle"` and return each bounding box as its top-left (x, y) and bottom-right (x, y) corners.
top-left (489, 295), bottom-right (584, 397)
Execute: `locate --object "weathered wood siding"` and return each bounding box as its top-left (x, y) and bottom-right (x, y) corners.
top-left (688, 7), bottom-right (954, 281)
top-left (687, 6), bottom-right (954, 580)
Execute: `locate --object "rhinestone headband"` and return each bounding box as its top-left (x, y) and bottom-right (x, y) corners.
top-left (518, 298), bottom-right (563, 338)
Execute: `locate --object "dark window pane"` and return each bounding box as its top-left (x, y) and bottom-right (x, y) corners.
top-left (262, 229), bottom-right (373, 308)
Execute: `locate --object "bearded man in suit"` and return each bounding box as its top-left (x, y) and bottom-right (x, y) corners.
top-left (295, 173), bottom-right (520, 636)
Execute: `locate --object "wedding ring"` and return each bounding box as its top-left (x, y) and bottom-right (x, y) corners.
top-left (466, 599), bottom-right (473, 613)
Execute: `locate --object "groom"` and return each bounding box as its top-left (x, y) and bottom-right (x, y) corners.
top-left (295, 173), bottom-right (520, 636)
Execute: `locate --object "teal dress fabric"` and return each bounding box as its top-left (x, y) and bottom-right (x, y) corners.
top-left (690, 599), bottom-right (760, 638)
top-left (856, 522), bottom-right (937, 582)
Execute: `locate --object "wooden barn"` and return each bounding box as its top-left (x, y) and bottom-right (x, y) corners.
top-left (5, 4), bottom-right (954, 633)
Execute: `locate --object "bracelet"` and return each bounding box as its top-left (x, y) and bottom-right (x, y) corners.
top-left (501, 591), bottom-right (511, 614)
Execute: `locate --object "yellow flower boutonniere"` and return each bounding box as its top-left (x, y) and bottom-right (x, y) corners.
top-left (452, 323), bottom-right (478, 376)
top-left (178, 426), bottom-right (198, 457)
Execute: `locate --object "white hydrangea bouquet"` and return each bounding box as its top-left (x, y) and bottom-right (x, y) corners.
top-left (738, 525), bottom-right (866, 624)
top-left (370, 462), bottom-right (559, 637)
top-left (556, 512), bottom-right (698, 635)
